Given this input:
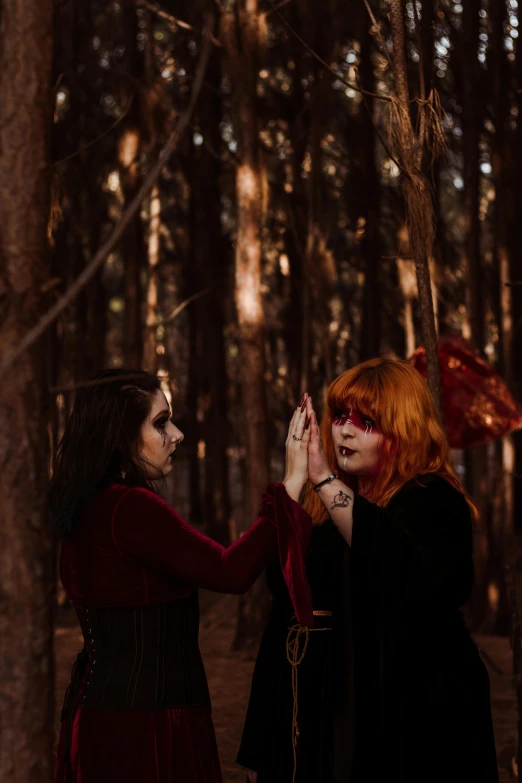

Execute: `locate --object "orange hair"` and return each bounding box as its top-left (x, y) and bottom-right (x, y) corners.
top-left (303, 357), bottom-right (478, 525)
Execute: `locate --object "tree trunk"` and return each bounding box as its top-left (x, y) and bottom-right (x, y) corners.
top-left (459, 0), bottom-right (488, 628)
top-left (120, 2), bottom-right (145, 369)
top-left (388, 0), bottom-right (443, 418)
top-left (303, 0), bottom-right (338, 398)
top-left (358, 15), bottom-right (382, 360)
top-left (489, 0), bottom-right (514, 634)
top-left (510, 8), bottom-right (522, 537)
top-left (461, 0), bottom-right (484, 352)
top-left (221, 1), bottom-right (271, 649)
top-left (189, 15), bottom-right (232, 544)
top-left (0, 2), bottom-right (55, 780)
top-left (143, 185), bottom-right (161, 373)
top-left (283, 2), bottom-right (313, 401)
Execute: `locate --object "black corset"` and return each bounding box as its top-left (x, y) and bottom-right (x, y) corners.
top-left (75, 593), bottom-right (210, 711)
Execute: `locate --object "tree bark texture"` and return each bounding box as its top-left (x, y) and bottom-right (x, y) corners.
top-left (388, 0), bottom-right (443, 419)
top-left (488, 0), bottom-right (513, 634)
top-left (221, 1), bottom-right (271, 648)
top-left (461, 0), bottom-right (484, 352)
top-left (120, 2), bottom-right (146, 369)
top-left (221, 2), bottom-right (270, 526)
top-left (357, 13), bottom-right (382, 360)
top-left (0, 2), bottom-right (56, 781)
top-left (510, 14), bottom-right (522, 535)
top-left (457, 0), bottom-right (489, 626)
top-left (188, 17), bottom-right (232, 544)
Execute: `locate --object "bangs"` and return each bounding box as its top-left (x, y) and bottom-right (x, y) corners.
top-left (327, 369), bottom-right (383, 427)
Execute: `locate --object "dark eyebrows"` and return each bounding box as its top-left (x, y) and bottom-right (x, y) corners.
top-left (152, 408), bottom-right (170, 422)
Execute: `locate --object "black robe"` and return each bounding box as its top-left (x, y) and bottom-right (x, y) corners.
top-left (237, 474), bottom-right (499, 783)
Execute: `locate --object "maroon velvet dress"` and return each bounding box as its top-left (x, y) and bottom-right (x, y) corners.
top-left (56, 482), bottom-right (311, 783)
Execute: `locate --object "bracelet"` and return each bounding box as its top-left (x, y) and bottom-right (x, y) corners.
top-left (312, 473), bottom-right (337, 492)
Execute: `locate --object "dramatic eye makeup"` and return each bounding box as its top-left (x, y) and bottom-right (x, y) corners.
top-left (332, 406), bottom-right (379, 434)
top-left (153, 410), bottom-right (171, 446)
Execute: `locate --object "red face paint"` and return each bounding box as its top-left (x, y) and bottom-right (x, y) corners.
top-left (332, 406), bottom-right (380, 435)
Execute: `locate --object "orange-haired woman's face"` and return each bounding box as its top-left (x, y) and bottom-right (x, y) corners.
top-left (331, 405), bottom-right (383, 477)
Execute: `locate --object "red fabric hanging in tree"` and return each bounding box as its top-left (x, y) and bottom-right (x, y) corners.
top-left (409, 333), bottom-right (522, 449)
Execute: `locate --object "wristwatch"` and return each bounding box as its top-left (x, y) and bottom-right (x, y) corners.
top-left (312, 473), bottom-right (337, 492)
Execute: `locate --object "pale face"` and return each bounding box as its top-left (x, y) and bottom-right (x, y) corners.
top-left (331, 405), bottom-right (383, 477)
top-left (138, 390), bottom-right (184, 479)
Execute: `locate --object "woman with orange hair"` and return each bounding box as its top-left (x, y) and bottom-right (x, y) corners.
top-left (239, 358), bottom-right (498, 783)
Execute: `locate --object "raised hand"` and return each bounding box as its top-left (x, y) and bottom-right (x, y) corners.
top-left (283, 393), bottom-right (311, 502)
top-left (306, 403), bottom-right (332, 486)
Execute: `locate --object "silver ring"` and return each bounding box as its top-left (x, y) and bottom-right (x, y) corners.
top-left (292, 435), bottom-right (302, 441)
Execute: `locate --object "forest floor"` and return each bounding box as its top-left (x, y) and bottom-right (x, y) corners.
top-left (54, 592), bottom-right (517, 783)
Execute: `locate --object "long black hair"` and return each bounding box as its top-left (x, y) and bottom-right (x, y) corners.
top-left (49, 369), bottom-right (162, 537)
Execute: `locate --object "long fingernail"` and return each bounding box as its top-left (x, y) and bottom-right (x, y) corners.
top-left (298, 394), bottom-right (305, 407)
top-left (301, 401), bottom-right (306, 412)
top-left (305, 417), bottom-right (310, 430)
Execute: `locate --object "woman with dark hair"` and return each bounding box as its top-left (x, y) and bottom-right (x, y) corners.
top-left (239, 358), bottom-right (498, 783)
top-left (52, 369), bottom-right (313, 783)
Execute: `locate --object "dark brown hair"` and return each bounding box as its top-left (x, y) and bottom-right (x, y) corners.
top-left (49, 369), bottom-right (162, 537)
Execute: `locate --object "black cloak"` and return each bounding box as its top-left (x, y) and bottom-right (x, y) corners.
top-left (237, 474), bottom-right (499, 783)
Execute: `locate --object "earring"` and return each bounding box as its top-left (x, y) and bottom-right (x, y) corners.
top-left (120, 469), bottom-right (127, 480)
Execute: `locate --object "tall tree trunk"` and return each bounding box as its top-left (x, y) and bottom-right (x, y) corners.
top-left (461, 0), bottom-right (484, 352)
top-left (185, 135), bottom-right (205, 530)
top-left (144, 185), bottom-right (161, 373)
top-left (489, 0), bottom-right (514, 634)
top-left (302, 0), bottom-right (338, 398)
top-left (510, 5), bottom-right (522, 537)
top-left (459, 0), bottom-right (489, 627)
top-left (388, 0), bottom-right (443, 417)
top-left (142, 10), bottom-right (167, 374)
top-left (0, 2), bottom-right (55, 780)
top-left (189, 12), bottom-right (232, 544)
top-left (283, 3), bottom-right (312, 401)
top-left (120, 2), bottom-right (145, 368)
top-left (357, 15), bottom-right (382, 360)
top-left (221, 1), bottom-right (271, 648)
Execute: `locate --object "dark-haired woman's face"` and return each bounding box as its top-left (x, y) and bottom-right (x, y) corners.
top-left (139, 390), bottom-right (184, 479)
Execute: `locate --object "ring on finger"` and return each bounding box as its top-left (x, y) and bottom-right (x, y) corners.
top-left (292, 435), bottom-right (302, 441)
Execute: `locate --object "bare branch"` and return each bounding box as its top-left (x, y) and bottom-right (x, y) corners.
top-left (262, 0), bottom-right (293, 17)
top-left (354, 67), bottom-right (404, 174)
top-left (53, 72), bottom-right (64, 96)
top-left (190, 124), bottom-right (236, 163)
top-left (53, 95), bottom-right (135, 167)
top-left (263, 0), bottom-right (391, 103)
top-left (138, 0), bottom-right (221, 46)
top-left (148, 288), bottom-right (211, 329)
top-left (0, 22), bottom-right (214, 379)
top-left (361, 0), bottom-right (394, 70)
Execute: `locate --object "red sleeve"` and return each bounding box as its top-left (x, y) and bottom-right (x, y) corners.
top-left (111, 483), bottom-right (311, 596)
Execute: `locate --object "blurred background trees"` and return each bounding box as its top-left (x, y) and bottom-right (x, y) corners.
top-left (46, 0), bottom-right (522, 640)
top-left (3, 0), bottom-right (522, 776)
top-left (2, 0), bottom-right (522, 707)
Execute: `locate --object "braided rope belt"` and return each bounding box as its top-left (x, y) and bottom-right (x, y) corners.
top-left (285, 611), bottom-right (333, 783)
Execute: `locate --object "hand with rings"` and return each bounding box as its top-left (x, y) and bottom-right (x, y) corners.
top-left (283, 393), bottom-right (313, 502)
